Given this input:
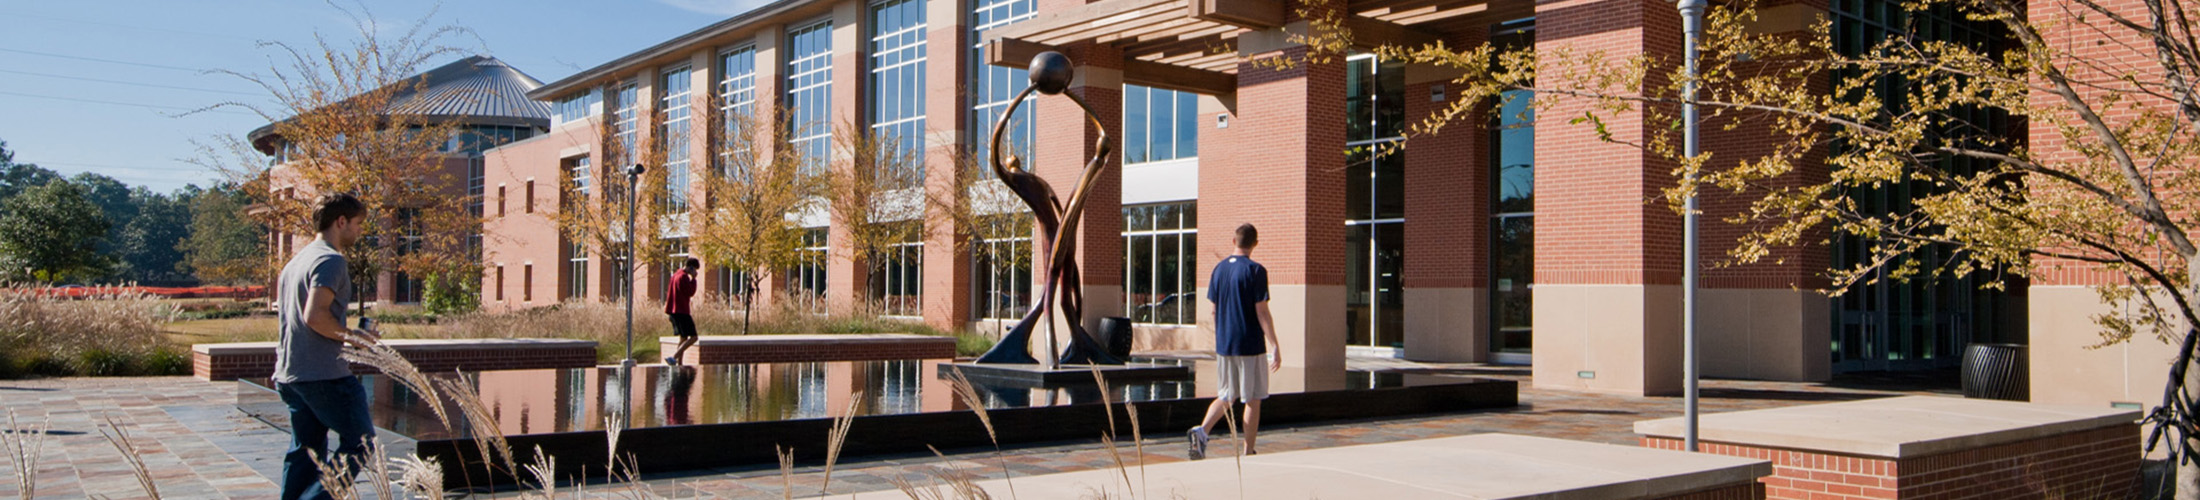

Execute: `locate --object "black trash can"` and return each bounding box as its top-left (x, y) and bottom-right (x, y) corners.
top-left (1099, 316), bottom-right (1134, 359)
top-left (1962, 343), bottom-right (2029, 401)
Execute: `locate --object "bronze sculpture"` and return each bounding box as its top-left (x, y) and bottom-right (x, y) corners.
top-left (974, 51), bottom-right (1122, 366)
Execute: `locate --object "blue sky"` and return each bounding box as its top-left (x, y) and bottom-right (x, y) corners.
top-left (0, 0), bottom-right (766, 193)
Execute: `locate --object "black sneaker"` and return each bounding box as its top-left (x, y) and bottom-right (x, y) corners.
top-left (1187, 428), bottom-right (1208, 460)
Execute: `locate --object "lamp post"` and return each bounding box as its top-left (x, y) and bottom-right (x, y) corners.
top-left (624, 163), bottom-right (645, 370)
top-left (1678, 0), bottom-right (1706, 452)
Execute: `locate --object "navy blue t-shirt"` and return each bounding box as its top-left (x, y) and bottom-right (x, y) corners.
top-left (1207, 255), bottom-right (1270, 356)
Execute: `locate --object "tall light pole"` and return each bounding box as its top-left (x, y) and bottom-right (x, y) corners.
top-left (624, 163), bottom-right (645, 370)
top-left (1678, 0), bottom-right (1706, 452)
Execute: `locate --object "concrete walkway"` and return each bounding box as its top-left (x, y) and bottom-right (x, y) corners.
top-left (0, 357), bottom-right (1965, 499)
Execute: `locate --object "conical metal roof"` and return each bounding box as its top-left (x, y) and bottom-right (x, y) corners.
top-left (387, 56), bottom-right (552, 120)
top-left (249, 55), bottom-right (551, 152)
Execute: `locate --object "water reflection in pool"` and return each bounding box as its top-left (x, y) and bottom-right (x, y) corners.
top-left (304, 358), bottom-right (1423, 441)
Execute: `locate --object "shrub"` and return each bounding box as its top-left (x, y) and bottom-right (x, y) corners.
top-left (422, 272), bottom-right (479, 317)
top-left (78, 348), bottom-right (133, 376)
top-left (0, 283), bottom-right (172, 379)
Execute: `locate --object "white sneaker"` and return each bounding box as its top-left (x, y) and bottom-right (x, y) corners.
top-left (1187, 427), bottom-right (1209, 460)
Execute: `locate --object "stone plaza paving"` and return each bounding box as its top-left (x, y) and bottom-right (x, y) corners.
top-left (0, 357), bottom-right (1986, 499)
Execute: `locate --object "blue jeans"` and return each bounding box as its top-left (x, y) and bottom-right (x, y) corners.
top-left (277, 376), bottom-right (376, 500)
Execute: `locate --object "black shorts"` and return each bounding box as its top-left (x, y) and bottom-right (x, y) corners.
top-left (668, 313), bottom-right (698, 338)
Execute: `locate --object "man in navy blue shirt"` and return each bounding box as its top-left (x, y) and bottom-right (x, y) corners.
top-left (1187, 223), bottom-right (1279, 459)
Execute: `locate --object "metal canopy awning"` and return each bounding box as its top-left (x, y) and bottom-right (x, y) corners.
top-left (980, 0), bottom-right (1533, 95)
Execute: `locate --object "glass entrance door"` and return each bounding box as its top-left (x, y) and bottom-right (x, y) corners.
top-left (1489, 22), bottom-right (1535, 363)
top-left (1345, 54), bottom-right (1405, 349)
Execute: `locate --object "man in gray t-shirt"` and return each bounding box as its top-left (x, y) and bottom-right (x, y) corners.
top-left (274, 193), bottom-right (380, 500)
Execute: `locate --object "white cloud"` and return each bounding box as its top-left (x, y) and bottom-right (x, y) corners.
top-left (656, 0), bottom-right (771, 16)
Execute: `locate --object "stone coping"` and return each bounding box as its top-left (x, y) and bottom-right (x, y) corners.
top-left (192, 337), bottom-right (596, 355)
top-left (825, 433), bottom-right (1770, 500)
top-left (658, 333), bottom-right (947, 344)
top-left (1633, 395), bottom-right (2140, 458)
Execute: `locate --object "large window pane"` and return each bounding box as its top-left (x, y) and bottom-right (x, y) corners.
top-left (1176, 91), bottom-right (1199, 158)
top-left (870, 0), bottom-right (927, 177)
top-left (1124, 86), bottom-right (1148, 164)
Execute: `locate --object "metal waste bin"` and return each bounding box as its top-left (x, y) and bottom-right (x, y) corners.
top-left (1961, 343), bottom-right (2029, 401)
top-left (1099, 316), bottom-right (1134, 359)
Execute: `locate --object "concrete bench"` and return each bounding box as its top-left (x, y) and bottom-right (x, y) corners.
top-left (1636, 395), bottom-right (2141, 500)
top-left (193, 338), bottom-right (599, 381)
top-left (658, 333), bottom-right (957, 365)
top-left (832, 433), bottom-right (1772, 499)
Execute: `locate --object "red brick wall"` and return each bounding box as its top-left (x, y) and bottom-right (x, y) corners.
top-left (482, 128), bottom-right (586, 312)
top-left (193, 344), bottom-right (598, 381)
top-left (663, 337), bottom-right (957, 364)
top-left (1656, 483), bottom-right (1768, 500)
top-left (1206, 46), bottom-right (1350, 288)
top-left (1400, 27), bottom-right (1492, 291)
top-left (1644, 423), bottom-right (2140, 500)
top-left (1534, 0), bottom-right (1687, 286)
top-left (2027, 0), bottom-right (2183, 287)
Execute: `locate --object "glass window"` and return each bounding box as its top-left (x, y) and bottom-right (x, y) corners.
top-left (1123, 202), bottom-right (1197, 325)
top-left (971, 0), bottom-right (1036, 172)
top-left (555, 89), bottom-right (602, 126)
top-left (787, 21), bottom-right (834, 175)
top-left (971, 214), bottom-right (1033, 321)
top-left (870, 0), bottom-right (928, 179)
top-left (566, 239), bottom-right (589, 300)
top-left (1122, 85), bottom-right (1200, 164)
top-left (662, 66), bottom-right (694, 214)
top-left (611, 82), bottom-right (641, 166)
top-left (790, 227), bottom-right (829, 312)
top-left (718, 46), bottom-right (757, 175)
top-left (869, 229), bottom-right (924, 317)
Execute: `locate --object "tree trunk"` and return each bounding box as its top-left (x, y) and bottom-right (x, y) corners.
top-left (2181, 257), bottom-right (2200, 500)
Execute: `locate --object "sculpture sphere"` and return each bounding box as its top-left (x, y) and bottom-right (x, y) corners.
top-left (1029, 52), bottom-right (1074, 95)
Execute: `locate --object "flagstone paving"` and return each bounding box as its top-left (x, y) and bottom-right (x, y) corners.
top-left (0, 357), bottom-right (1988, 499)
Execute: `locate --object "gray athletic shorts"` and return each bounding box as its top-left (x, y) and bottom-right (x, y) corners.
top-left (1215, 354), bottom-right (1269, 403)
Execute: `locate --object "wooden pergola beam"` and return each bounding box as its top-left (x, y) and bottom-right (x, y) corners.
top-left (982, 37), bottom-right (1060, 68)
top-left (1191, 0), bottom-right (1283, 29)
top-left (1343, 15), bottom-right (1440, 47)
top-left (1124, 59), bottom-right (1237, 95)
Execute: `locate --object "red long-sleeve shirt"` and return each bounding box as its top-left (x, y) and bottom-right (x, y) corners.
top-left (664, 268), bottom-right (697, 314)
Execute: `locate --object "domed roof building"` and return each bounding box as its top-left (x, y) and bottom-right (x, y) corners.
top-left (258, 55), bottom-right (550, 306)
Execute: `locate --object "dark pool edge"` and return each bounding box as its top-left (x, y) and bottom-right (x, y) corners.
top-left (419, 377), bottom-right (1519, 487)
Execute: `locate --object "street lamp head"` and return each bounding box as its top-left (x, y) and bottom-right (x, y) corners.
top-left (1028, 51), bottom-right (1074, 95)
top-left (626, 163), bottom-right (646, 177)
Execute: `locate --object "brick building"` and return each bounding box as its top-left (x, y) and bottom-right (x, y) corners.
top-left (257, 56), bottom-right (551, 306)
top-left (477, 0), bottom-right (2159, 400)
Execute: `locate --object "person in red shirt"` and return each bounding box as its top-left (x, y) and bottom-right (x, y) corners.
top-left (664, 258), bottom-right (700, 365)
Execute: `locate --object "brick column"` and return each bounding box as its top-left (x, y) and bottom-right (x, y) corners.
top-left (1204, 45), bottom-right (1350, 373)
top-left (1401, 28), bottom-right (1491, 363)
top-left (1694, 0), bottom-right (1832, 382)
top-left (1032, 43), bottom-right (1126, 349)
top-left (750, 24), bottom-right (791, 314)
top-left (920, 0), bottom-right (973, 331)
top-left (1531, 0), bottom-right (1684, 396)
top-left (825, 2), bottom-right (871, 316)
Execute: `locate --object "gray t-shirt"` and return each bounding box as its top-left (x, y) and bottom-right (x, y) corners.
top-left (274, 238), bottom-right (353, 383)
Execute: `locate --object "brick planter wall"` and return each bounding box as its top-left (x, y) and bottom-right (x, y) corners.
top-left (193, 339), bottom-right (599, 381)
top-left (662, 334), bottom-right (959, 365)
top-left (1657, 483), bottom-right (1767, 500)
top-left (1643, 423), bottom-right (2139, 500)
